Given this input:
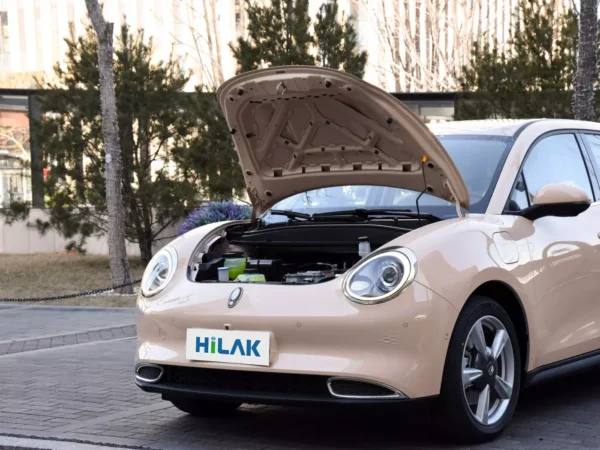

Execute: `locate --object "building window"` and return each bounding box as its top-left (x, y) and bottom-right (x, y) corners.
top-left (234, 0), bottom-right (244, 37)
top-left (0, 11), bottom-right (9, 71)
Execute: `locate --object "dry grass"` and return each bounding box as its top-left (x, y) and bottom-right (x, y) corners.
top-left (0, 253), bottom-right (146, 307)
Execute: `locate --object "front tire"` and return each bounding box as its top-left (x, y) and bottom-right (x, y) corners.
top-left (170, 398), bottom-right (242, 417)
top-left (438, 296), bottom-right (521, 443)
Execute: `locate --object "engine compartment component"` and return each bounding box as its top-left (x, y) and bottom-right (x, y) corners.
top-left (246, 258), bottom-right (287, 280)
top-left (235, 271), bottom-right (267, 282)
top-left (193, 257), bottom-right (225, 282)
top-left (284, 263), bottom-right (337, 284)
top-left (217, 266), bottom-right (229, 282)
top-left (358, 237), bottom-right (371, 259)
top-left (284, 271), bottom-right (335, 284)
top-left (224, 256), bottom-right (246, 280)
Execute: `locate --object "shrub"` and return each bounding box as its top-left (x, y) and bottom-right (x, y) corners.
top-left (178, 201), bottom-right (252, 235)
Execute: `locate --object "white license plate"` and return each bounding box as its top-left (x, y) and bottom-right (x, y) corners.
top-left (186, 328), bottom-right (270, 366)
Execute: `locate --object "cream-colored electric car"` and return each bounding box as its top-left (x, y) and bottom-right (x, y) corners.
top-left (136, 66), bottom-right (600, 442)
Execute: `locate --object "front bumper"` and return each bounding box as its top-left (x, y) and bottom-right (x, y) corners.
top-left (136, 277), bottom-right (458, 400)
top-left (135, 364), bottom-right (438, 408)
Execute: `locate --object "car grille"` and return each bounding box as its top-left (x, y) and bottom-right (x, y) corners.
top-left (160, 365), bottom-right (331, 397)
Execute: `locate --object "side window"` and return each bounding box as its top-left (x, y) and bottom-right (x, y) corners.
top-left (582, 133), bottom-right (600, 172)
top-left (507, 172), bottom-right (529, 212)
top-left (522, 134), bottom-right (593, 204)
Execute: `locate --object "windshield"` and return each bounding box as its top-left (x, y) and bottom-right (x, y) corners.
top-left (262, 135), bottom-right (512, 224)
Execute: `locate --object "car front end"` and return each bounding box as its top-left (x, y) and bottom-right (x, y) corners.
top-left (135, 222), bottom-right (459, 405)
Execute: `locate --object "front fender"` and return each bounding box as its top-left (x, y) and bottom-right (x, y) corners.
top-left (383, 214), bottom-right (538, 369)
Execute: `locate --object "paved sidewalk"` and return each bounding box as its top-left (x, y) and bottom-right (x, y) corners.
top-left (0, 324), bottom-right (136, 355)
top-left (3, 306), bottom-right (600, 449)
top-left (0, 306), bottom-right (135, 341)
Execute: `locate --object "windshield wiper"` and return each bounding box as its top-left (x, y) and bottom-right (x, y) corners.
top-left (267, 209), bottom-right (312, 221)
top-left (312, 208), bottom-right (441, 222)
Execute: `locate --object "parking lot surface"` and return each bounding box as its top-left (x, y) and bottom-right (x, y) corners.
top-left (2, 305), bottom-right (600, 450)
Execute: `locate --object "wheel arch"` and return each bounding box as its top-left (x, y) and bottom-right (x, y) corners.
top-left (469, 281), bottom-right (530, 377)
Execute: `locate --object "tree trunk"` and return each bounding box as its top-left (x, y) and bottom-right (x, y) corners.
top-left (118, 108), bottom-right (146, 265)
top-left (85, 0), bottom-right (133, 294)
top-left (138, 117), bottom-right (154, 264)
top-left (573, 0), bottom-right (598, 121)
top-left (138, 233), bottom-right (154, 265)
top-left (209, 0), bottom-right (224, 85)
top-left (28, 95), bottom-right (45, 208)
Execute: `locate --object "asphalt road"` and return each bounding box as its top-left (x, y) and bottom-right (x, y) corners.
top-left (2, 304), bottom-right (600, 450)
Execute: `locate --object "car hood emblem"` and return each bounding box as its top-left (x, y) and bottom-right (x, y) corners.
top-left (228, 287), bottom-right (243, 308)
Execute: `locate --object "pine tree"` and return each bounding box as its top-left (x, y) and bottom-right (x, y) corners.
top-left (231, 0), bottom-right (314, 72)
top-left (230, 0), bottom-right (367, 77)
top-left (176, 90), bottom-right (246, 201)
top-left (3, 24), bottom-right (245, 262)
top-left (457, 0), bottom-right (577, 120)
top-left (314, 1), bottom-right (367, 78)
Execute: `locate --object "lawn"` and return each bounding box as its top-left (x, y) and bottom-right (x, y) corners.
top-left (0, 253), bottom-right (146, 307)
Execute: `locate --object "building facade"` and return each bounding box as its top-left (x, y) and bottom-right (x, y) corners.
top-left (359, 0), bottom-right (571, 92)
top-left (0, 0), bottom-right (572, 92)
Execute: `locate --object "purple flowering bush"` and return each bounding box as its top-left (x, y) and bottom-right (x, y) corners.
top-left (178, 201), bottom-right (252, 235)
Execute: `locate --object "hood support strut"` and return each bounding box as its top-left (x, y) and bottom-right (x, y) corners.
top-left (444, 180), bottom-right (464, 218)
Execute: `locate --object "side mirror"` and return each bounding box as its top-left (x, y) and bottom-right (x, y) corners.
top-left (519, 183), bottom-right (591, 221)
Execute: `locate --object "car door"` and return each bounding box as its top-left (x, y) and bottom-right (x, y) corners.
top-left (507, 132), bottom-right (600, 367)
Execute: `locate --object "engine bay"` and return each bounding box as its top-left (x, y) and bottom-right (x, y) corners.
top-left (189, 221), bottom-right (413, 285)
top-left (191, 254), bottom-right (344, 285)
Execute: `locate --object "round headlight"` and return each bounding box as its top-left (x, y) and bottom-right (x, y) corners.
top-left (141, 246), bottom-right (178, 297)
top-left (343, 248), bottom-right (417, 304)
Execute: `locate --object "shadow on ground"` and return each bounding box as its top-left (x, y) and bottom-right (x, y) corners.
top-left (129, 367), bottom-right (600, 449)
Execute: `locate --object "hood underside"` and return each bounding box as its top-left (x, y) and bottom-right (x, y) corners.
top-left (217, 66), bottom-right (469, 213)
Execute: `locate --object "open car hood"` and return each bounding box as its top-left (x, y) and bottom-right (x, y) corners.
top-left (217, 66), bottom-right (469, 213)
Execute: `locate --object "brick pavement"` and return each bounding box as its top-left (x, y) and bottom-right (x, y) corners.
top-left (3, 306), bottom-right (600, 449)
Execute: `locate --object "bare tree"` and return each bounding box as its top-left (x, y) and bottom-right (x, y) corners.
top-left (0, 126), bottom-right (30, 160)
top-left (573, 0), bottom-right (598, 121)
top-left (168, 0), bottom-right (224, 89)
top-left (85, 0), bottom-right (133, 294)
top-left (359, 0), bottom-right (497, 92)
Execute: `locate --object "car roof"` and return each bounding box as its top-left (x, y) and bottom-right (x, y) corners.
top-left (428, 119), bottom-right (538, 137)
top-left (428, 118), bottom-right (600, 137)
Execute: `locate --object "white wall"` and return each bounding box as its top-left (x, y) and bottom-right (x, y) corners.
top-left (0, 208), bottom-right (181, 256)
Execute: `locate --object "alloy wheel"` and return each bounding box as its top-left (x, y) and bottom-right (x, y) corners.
top-left (462, 315), bottom-right (515, 426)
